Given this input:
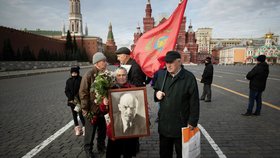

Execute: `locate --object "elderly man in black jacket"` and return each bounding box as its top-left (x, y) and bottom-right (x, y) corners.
top-left (242, 55), bottom-right (269, 116)
top-left (154, 51), bottom-right (200, 158)
top-left (115, 47), bottom-right (146, 87)
top-left (200, 57), bottom-right (214, 102)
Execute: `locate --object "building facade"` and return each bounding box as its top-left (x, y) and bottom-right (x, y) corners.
top-left (195, 28), bottom-right (212, 53)
top-left (219, 32), bottom-right (280, 65)
top-left (219, 46), bottom-right (247, 65)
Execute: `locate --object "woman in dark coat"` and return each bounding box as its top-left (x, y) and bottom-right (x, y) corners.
top-left (104, 67), bottom-right (139, 158)
top-left (65, 66), bottom-right (85, 136)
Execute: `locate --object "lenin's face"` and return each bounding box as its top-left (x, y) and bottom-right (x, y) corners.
top-left (118, 93), bottom-right (136, 122)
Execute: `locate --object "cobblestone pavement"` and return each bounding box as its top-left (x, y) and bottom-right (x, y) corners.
top-left (0, 65), bottom-right (279, 158)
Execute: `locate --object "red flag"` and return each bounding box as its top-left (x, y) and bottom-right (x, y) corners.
top-left (132, 0), bottom-right (188, 77)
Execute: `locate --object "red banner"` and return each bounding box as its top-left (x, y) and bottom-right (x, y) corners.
top-left (131, 0), bottom-right (188, 77)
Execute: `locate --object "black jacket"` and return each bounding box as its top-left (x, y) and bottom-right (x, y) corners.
top-left (126, 58), bottom-right (146, 87)
top-left (154, 67), bottom-right (200, 138)
top-left (201, 63), bottom-right (214, 84)
top-left (246, 62), bottom-right (269, 92)
top-left (65, 76), bottom-right (82, 105)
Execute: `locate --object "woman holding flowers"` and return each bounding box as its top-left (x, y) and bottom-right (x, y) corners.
top-left (104, 67), bottom-right (139, 158)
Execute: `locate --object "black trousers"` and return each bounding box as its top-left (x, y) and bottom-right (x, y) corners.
top-left (106, 138), bottom-right (138, 158)
top-left (84, 115), bottom-right (106, 152)
top-left (160, 134), bottom-right (182, 158)
top-left (201, 84), bottom-right (211, 101)
top-left (70, 106), bottom-right (85, 126)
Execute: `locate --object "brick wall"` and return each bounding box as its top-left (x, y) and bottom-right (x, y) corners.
top-left (0, 26), bottom-right (65, 58)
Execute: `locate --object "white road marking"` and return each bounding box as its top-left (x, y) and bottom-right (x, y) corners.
top-left (236, 79), bottom-right (249, 83)
top-left (268, 77), bottom-right (280, 81)
top-left (198, 124), bottom-right (227, 158)
top-left (22, 120), bottom-right (73, 158)
top-left (214, 75), bottom-right (223, 78)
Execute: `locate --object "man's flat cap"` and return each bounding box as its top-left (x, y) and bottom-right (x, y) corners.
top-left (164, 51), bottom-right (181, 63)
top-left (115, 47), bottom-right (131, 55)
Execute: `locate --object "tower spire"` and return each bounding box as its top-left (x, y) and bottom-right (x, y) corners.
top-left (68, 0), bottom-right (83, 36)
top-left (105, 22), bottom-right (117, 52)
top-left (143, 0), bottom-right (154, 33)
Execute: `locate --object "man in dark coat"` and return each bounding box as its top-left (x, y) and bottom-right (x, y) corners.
top-left (200, 57), bottom-right (214, 102)
top-left (154, 51), bottom-right (200, 158)
top-left (79, 52), bottom-right (108, 158)
top-left (242, 55), bottom-right (269, 116)
top-left (115, 47), bottom-right (146, 87)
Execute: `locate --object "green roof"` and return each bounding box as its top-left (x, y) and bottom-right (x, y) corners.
top-left (25, 29), bottom-right (62, 36)
top-left (107, 23), bottom-right (114, 40)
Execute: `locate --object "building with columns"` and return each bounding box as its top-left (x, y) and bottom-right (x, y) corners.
top-left (195, 28), bottom-right (212, 53)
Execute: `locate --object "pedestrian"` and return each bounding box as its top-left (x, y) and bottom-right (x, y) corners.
top-left (115, 47), bottom-right (146, 152)
top-left (153, 51), bottom-right (200, 158)
top-left (242, 55), bottom-right (269, 116)
top-left (79, 52), bottom-right (107, 158)
top-left (105, 67), bottom-right (139, 158)
top-left (200, 56), bottom-right (214, 102)
top-left (115, 47), bottom-right (146, 87)
top-left (65, 66), bottom-right (85, 136)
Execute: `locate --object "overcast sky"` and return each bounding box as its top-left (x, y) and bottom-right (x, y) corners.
top-left (0, 0), bottom-right (279, 47)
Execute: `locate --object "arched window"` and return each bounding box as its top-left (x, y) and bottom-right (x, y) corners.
top-left (76, 23), bottom-right (79, 33)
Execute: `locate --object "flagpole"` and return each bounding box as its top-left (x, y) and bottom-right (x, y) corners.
top-left (160, 70), bottom-right (167, 91)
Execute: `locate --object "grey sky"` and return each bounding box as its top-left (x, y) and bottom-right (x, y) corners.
top-left (0, 0), bottom-right (279, 47)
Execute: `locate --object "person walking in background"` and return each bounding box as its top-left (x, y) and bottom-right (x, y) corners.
top-left (65, 66), bottom-right (85, 136)
top-left (242, 55), bottom-right (269, 116)
top-left (79, 52), bottom-right (108, 158)
top-left (200, 57), bottom-right (214, 102)
top-left (154, 51), bottom-right (200, 158)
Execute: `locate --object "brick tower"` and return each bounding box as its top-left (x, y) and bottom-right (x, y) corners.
top-left (143, 0), bottom-right (154, 33)
top-left (186, 21), bottom-right (198, 63)
top-left (105, 23), bottom-right (117, 53)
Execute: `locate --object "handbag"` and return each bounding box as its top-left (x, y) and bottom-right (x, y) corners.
top-left (182, 127), bottom-right (201, 158)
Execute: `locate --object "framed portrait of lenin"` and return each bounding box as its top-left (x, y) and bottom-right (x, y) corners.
top-left (108, 87), bottom-right (150, 139)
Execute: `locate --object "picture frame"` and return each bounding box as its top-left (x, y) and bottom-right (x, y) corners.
top-left (108, 87), bottom-right (150, 139)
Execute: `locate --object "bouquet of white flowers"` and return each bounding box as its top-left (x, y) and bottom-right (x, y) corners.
top-left (90, 70), bottom-right (115, 104)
